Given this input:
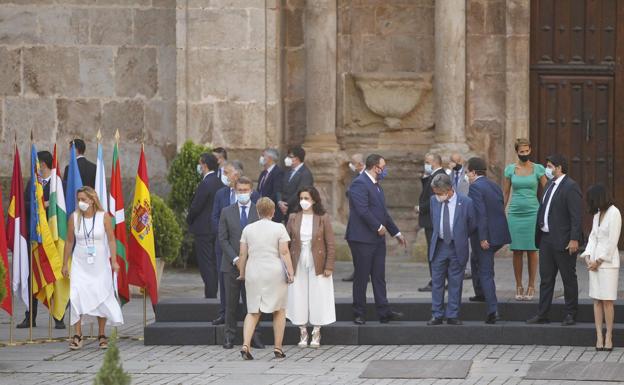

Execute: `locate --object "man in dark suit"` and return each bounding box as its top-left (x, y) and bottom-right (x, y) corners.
top-left (187, 153), bottom-right (225, 298)
top-left (346, 154), bottom-right (407, 325)
top-left (465, 157), bottom-right (511, 323)
top-left (527, 154), bottom-right (582, 326)
top-left (63, 139), bottom-right (96, 188)
top-left (256, 148), bottom-right (284, 222)
top-left (343, 153), bottom-right (365, 282)
top-left (417, 153), bottom-right (446, 292)
top-left (277, 146), bottom-right (314, 219)
top-left (211, 161), bottom-right (259, 325)
top-left (213, 147), bottom-right (228, 185)
top-left (218, 176), bottom-right (263, 349)
top-left (427, 174), bottom-right (476, 325)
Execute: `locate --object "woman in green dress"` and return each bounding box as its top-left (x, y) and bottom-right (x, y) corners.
top-left (503, 138), bottom-right (548, 301)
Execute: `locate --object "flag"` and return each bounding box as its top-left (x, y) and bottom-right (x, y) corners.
top-left (7, 146), bottom-right (29, 310)
top-left (109, 141), bottom-right (130, 304)
top-left (29, 144), bottom-right (62, 307)
top-left (0, 182), bottom-right (12, 315)
top-left (65, 144), bottom-right (83, 216)
top-left (127, 147), bottom-right (158, 305)
top-left (48, 145), bottom-right (70, 320)
top-left (95, 142), bottom-right (108, 212)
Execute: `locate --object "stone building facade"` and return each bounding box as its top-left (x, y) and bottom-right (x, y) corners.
top-left (0, 0), bottom-right (533, 255)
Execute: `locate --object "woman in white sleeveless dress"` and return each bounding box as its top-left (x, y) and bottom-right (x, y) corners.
top-left (61, 186), bottom-right (123, 350)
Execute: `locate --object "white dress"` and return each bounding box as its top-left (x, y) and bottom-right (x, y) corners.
top-left (70, 212), bottom-right (123, 326)
top-left (286, 214), bottom-right (336, 326)
top-left (241, 219), bottom-right (291, 313)
top-left (582, 205), bottom-right (621, 301)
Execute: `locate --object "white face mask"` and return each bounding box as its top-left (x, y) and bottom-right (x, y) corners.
top-left (284, 157), bottom-right (293, 168)
top-left (196, 164), bottom-right (203, 175)
top-left (545, 167), bottom-right (554, 180)
top-left (222, 175), bottom-right (230, 186)
top-left (348, 162), bottom-right (357, 173)
top-left (464, 174), bottom-right (470, 184)
top-left (435, 194), bottom-right (447, 203)
top-left (237, 193), bottom-right (251, 205)
top-left (78, 201), bottom-right (90, 212)
top-left (424, 164), bottom-right (433, 174)
top-left (300, 200), bottom-right (312, 211)
top-left (259, 156), bottom-right (266, 167)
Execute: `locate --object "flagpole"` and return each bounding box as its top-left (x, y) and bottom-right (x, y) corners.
top-left (7, 134), bottom-right (17, 346)
top-left (47, 301), bottom-right (53, 342)
top-left (28, 131), bottom-right (34, 344)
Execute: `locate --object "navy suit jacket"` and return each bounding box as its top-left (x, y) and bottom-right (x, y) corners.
top-left (345, 172), bottom-right (399, 244)
top-left (468, 176), bottom-right (511, 247)
top-left (279, 164), bottom-right (314, 216)
top-left (186, 173), bottom-right (225, 235)
top-left (428, 193), bottom-right (477, 265)
top-left (211, 186), bottom-right (260, 235)
top-left (257, 166), bottom-right (284, 203)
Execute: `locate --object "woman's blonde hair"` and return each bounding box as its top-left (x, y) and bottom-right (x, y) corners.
top-left (514, 138), bottom-right (531, 152)
top-left (75, 186), bottom-right (105, 227)
top-left (256, 197), bottom-right (275, 218)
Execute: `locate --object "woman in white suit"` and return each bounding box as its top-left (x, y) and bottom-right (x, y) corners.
top-left (581, 184), bottom-right (621, 351)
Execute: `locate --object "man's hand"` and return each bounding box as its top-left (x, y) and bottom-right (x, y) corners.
top-left (378, 225), bottom-right (387, 237)
top-left (566, 240), bottom-right (579, 255)
top-left (480, 240), bottom-right (490, 250)
top-left (396, 234), bottom-right (407, 248)
top-left (278, 201), bottom-right (288, 215)
top-left (235, 259), bottom-right (241, 271)
top-left (323, 269), bottom-right (332, 277)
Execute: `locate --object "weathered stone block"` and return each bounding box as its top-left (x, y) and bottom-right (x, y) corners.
top-left (285, 49), bottom-right (305, 99)
top-left (285, 6), bottom-right (304, 47)
top-left (375, 5), bottom-right (433, 36)
top-left (89, 8), bottom-right (132, 45)
top-left (506, 35), bottom-right (529, 73)
top-left (38, 7), bottom-right (89, 45)
top-left (57, 99), bottom-right (102, 138)
top-left (505, 71), bottom-right (529, 120)
top-left (213, 102), bottom-right (266, 149)
top-left (485, 0), bottom-right (506, 35)
top-left (507, 0), bottom-right (530, 35)
top-left (145, 100), bottom-right (176, 145)
top-left (187, 9), bottom-right (248, 49)
top-left (391, 35), bottom-right (434, 72)
top-left (467, 35), bottom-right (505, 74)
top-left (153, 0), bottom-right (176, 7)
top-left (102, 100), bottom-right (144, 142)
top-left (23, 47), bottom-right (80, 97)
top-left (198, 49), bottom-right (265, 101)
top-left (466, 0), bottom-right (485, 35)
top-left (5, 98), bottom-right (56, 142)
top-left (159, 46), bottom-right (176, 100)
top-left (0, 48), bottom-right (21, 96)
top-left (468, 73), bottom-right (506, 121)
top-left (135, 9), bottom-right (176, 46)
top-left (350, 6), bottom-right (376, 35)
top-left (80, 48), bottom-right (114, 97)
top-left (0, 8), bottom-right (38, 45)
top-left (360, 35), bottom-right (393, 72)
top-left (114, 47), bottom-right (158, 98)
top-left (187, 103), bottom-right (213, 145)
top-left (94, 0), bottom-right (151, 6)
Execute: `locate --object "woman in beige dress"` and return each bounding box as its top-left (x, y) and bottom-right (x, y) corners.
top-left (580, 184), bottom-right (621, 351)
top-left (237, 197), bottom-right (295, 360)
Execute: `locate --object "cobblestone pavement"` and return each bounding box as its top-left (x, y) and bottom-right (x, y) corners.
top-left (0, 257), bottom-right (623, 384)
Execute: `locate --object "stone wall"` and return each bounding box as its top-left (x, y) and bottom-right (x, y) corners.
top-left (0, 0), bottom-right (177, 199)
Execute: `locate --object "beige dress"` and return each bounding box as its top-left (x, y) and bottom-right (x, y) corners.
top-left (241, 218), bottom-right (291, 313)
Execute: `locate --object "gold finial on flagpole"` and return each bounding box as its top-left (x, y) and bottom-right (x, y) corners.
top-left (97, 129), bottom-right (102, 143)
top-left (114, 129), bottom-right (120, 143)
top-left (30, 129), bottom-right (33, 143)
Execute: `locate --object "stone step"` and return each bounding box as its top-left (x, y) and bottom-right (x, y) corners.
top-left (154, 297), bottom-right (624, 323)
top-left (144, 320), bottom-right (624, 347)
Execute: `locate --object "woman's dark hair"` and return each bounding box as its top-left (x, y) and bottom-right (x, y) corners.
top-left (294, 186), bottom-right (326, 215)
top-left (586, 184), bottom-right (614, 215)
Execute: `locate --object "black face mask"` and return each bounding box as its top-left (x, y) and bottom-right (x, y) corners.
top-left (518, 154), bottom-right (530, 163)
top-left (453, 164), bottom-right (462, 171)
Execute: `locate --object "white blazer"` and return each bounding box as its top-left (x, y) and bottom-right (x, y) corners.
top-left (581, 205), bottom-right (621, 268)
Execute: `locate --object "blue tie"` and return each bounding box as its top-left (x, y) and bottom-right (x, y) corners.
top-left (442, 201), bottom-right (452, 245)
top-left (229, 188), bottom-right (236, 204)
top-left (454, 171), bottom-right (459, 188)
top-left (240, 206), bottom-right (248, 229)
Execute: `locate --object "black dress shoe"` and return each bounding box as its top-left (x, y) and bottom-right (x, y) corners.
top-left (469, 295), bottom-right (486, 302)
top-left (223, 336), bottom-right (234, 349)
top-left (561, 314), bottom-right (576, 326)
top-left (427, 317), bottom-right (444, 325)
top-left (485, 312), bottom-right (497, 324)
top-left (342, 273), bottom-right (354, 282)
top-left (212, 315), bottom-right (225, 325)
top-left (446, 318), bottom-right (463, 325)
top-left (526, 315), bottom-right (549, 324)
top-left (54, 320), bottom-right (66, 330)
top-left (380, 311), bottom-right (404, 323)
top-left (16, 318), bottom-right (35, 328)
top-left (251, 333), bottom-right (265, 349)
top-left (353, 316), bottom-right (366, 325)
top-left (418, 282), bottom-right (432, 292)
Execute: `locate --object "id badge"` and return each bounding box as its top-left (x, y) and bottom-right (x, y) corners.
top-left (86, 245), bottom-right (96, 264)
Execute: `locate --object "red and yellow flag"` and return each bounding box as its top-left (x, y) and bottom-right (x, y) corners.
top-left (127, 147), bottom-right (158, 305)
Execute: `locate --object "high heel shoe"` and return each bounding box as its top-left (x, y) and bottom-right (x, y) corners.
top-left (604, 336), bottom-right (613, 352)
top-left (240, 345), bottom-right (253, 360)
top-left (596, 336), bottom-right (604, 351)
top-left (515, 287), bottom-right (524, 301)
top-left (298, 327), bottom-right (309, 348)
top-left (274, 347), bottom-right (286, 358)
top-left (524, 286), bottom-right (535, 301)
top-left (310, 327), bottom-right (321, 348)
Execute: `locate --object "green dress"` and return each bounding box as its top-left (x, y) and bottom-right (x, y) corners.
top-left (504, 163), bottom-right (545, 251)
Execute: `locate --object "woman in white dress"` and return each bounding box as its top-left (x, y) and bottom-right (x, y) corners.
top-left (61, 186), bottom-right (123, 350)
top-left (286, 187), bottom-right (336, 348)
top-left (237, 197), bottom-right (295, 360)
top-left (580, 184), bottom-right (621, 351)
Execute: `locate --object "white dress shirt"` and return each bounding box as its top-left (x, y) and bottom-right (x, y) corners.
top-left (540, 174), bottom-right (566, 233)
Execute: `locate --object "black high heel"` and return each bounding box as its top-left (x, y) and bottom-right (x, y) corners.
top-left (240, 345), bottom-right (253, 360)
top-left (273, 347), bottom-right (286, 358)
top-left (596, 335), bottom-right (605, 351)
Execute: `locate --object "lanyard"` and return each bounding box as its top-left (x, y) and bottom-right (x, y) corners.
top-left (81, 214), bottom-right (96, 247)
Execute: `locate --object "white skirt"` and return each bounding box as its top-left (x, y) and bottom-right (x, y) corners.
top-left (589, 268), bottom-right (619, 301)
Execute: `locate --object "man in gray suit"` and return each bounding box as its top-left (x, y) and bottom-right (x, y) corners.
top-left (218, 176), bottom-right (263, 349)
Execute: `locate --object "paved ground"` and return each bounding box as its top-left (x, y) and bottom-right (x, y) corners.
top-left (0, 257), bottom-right (623, 384)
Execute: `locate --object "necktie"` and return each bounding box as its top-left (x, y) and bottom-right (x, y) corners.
top-left (288, 169), bottom-right (296, 182)
top-left (442, 200), bottom-right (452, 245)
top-left (258, 171), bottom-right (267, 192)
top-left (229, 188), bottom-right (236, 204)
top-left (539, 182), bottom-right (555, 228)
top-left (240, 206), bottom-right (248, 229)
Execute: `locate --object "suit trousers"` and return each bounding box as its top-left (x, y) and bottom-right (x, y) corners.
top-left (431, 240), bottom-right (465, 319)
top-left (470, 239), bottom-right (500, 315)
top-left (223, 270), bottom-right (247, 339)
top-left (425, 227), bottom-right (433, 281)
top-left (348, 240), bottom-right (390, 319)
top-left (214, 241), bottom-right (226, 316)
top-left (195, 234), bottom-right (218, 298)
top-left (537, 232), bottom-right (579, 318)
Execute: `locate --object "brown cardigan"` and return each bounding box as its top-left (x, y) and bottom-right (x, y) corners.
top-left (286, 212), bottom-right (336, 276)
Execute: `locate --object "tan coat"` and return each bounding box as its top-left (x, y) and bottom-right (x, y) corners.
top-left (286, 212), bottom-right (336, 276)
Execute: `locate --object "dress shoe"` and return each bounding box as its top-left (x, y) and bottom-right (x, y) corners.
top-left (469, 295), bottom-right (486, 302)
top-left (251, 333), bottom-right (265, 349)
top-left (526, 315), bottom-right (549, 324)
top-left (485, 312), bottom-right (498, 324)
top-left (447, 318), bottom-right (463, 325)
top-left (427, 317), bottom-right (444, 325)
top-left (212, 315), bottom-right (225, 325)
top-left (54, 320), bottom-right (66, 330)
top-left (353, 316), bottom-right (366, 325)
top-left (561, 314), bottom-right (576, 326)
top-left (380, 311), bottom-right (403, 323)
top-left (223, 336), bottom-right (234, 349)
top-left (342, 273), bottom-right (354, 282)
top-left (17, 318), bottom-right (35, 328)
top-left (418, 282), bottom-right (432, 292)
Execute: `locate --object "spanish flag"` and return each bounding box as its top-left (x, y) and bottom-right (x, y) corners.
top-left (127, 147), bottom-right (158, 305)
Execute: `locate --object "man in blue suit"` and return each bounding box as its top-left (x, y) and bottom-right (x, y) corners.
top-left (427, 173), bottom-right (476, 325)
top-left (346, 154), bottom-right (407, 325)
top-left (466, 157), bottom-right (511, 324)
top-left (256, 148), bottom-right (284, 222)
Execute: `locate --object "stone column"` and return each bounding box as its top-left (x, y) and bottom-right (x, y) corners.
top-left (433, 0), bottom-right (469, 153)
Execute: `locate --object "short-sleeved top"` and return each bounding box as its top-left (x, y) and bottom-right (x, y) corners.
top-left (240, 218), bottom-right (291, 255)
top-left (504, 163), bottom-right (545, 214)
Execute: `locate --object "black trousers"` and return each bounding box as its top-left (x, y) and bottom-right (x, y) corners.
top-left (349, 240), bottom-right (390, 319)
top-left (223, 270), bottom-right (260, 340)
top-left (425, 227), bottom-right (433, 281)
top-left (195, 234), bottom-right (218, 298)
top-left (537, 233), bottom-right (579, 318)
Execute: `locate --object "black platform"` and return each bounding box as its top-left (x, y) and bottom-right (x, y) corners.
top-left (144, 298), bottom-right (624, 346)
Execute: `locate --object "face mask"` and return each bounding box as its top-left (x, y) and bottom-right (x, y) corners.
top-left (78, 201), bottom-right (90, 212)
top-left (300, 200), bottom-right (312, 211)
top-left (453, 164), bottom-right (462, 171)
top-left (348, 162), bottom-right (357, 173)
top-left (518, 154), bottom-right (530, 163)
top-left (196, 164), bottom-right (203, 175)
top-left (545, 167), bottom-right (554, 180)
top-left (435, 194), bottom-right (447, 203)
top-left (377, 167), bottom-right (388, 181)
top-left (284, 157), bottom-right (293, 168)
top-left (259, 156), bottom-right (266, 167)
top-left (424, 164), bottom-right (433, 174)
top-left (464, 174), bottom-right (470, 183)
top-left (237, 193), bottom-right (250, 204)
top-left (222, 175), bottom-right (230, 186)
